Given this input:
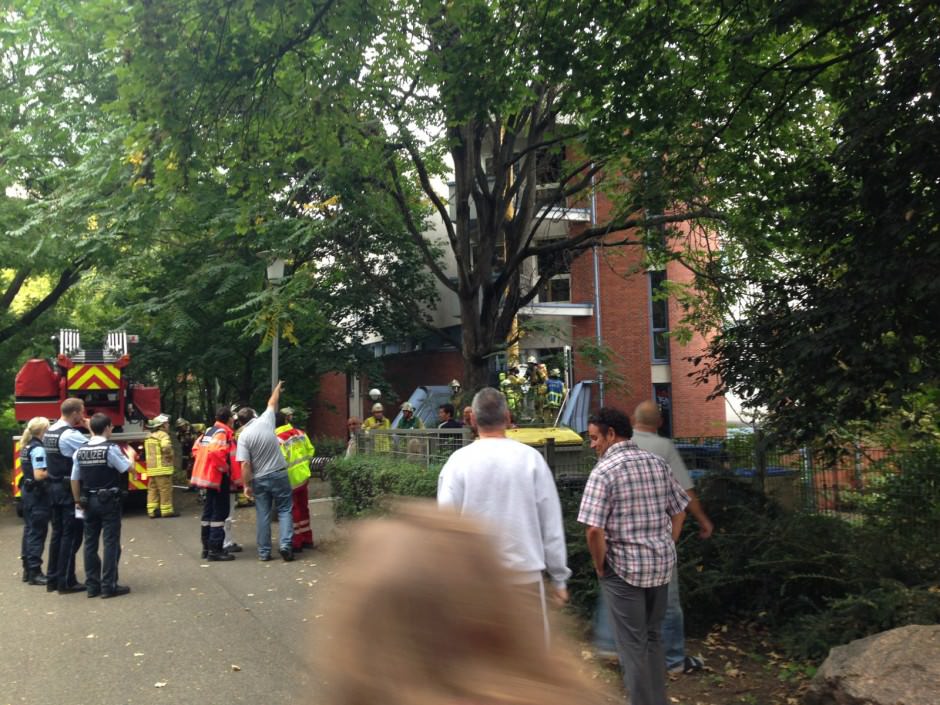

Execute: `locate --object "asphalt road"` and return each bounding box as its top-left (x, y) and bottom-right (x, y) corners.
top-left (0, 490), bottom-right (340, 705)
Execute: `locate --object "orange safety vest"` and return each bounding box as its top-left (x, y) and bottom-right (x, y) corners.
top-left (190, 423), bottom-right (241, 490)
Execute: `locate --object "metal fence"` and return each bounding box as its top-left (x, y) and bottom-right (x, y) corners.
top-left (355, 427), bottom-right (597, 476)
top-left (352, 428), bottom-right (472, 468)
top-left (353, 428), bottom-right (938, 527)
top-left (672, 435), bottom-right (940, 527)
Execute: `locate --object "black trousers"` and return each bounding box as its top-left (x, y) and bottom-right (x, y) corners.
top-left (83, 493), bottom-right (123, 594)
top-left (201, 474), bottom-right (231, 552)
top-left (48, 481), bottom-right (82, 587)
top-left (21, 485), bottom-right (51, 571)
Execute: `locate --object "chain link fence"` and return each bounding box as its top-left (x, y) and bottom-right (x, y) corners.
top-left (351, 428), bottom-right (472, 468)
top-left (673, 435), bottom-right (939, 531)
top-left (352, 426), bottom-right (938, 529)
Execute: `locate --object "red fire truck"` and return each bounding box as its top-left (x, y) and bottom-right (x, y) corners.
top-left (11, 329), bottom-right (161, 510)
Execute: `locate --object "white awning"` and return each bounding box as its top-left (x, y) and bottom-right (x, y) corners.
top-left (518, 302), bottom-right (594, 317)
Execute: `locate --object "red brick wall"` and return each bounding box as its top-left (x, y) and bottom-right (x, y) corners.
top-left (380, 350), bottom-right (465, 419)
top-left (308, 371), bottom-right (349, 439)
top-left (311, 350), bottom-right (465, 437)
top-left (567, 194), bottom-right (724, 436)
top-left (665, 258), bottom-right (726, 437)
top-left (570, 217), bottom-right (652, 413)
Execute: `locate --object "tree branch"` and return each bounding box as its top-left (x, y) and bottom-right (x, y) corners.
top-left (376, 165), bottom-right (458, 294)
top-left (0, 261), bottom-right (86, 345)
top-left (0, 268), bottom-right (31, 312)
top-left (346, 236), bottom-right (461, 349)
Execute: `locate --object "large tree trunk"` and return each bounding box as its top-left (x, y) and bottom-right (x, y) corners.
top-left (459, 293), bottom-right (493, 396)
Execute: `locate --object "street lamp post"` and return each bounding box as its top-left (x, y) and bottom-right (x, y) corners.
top-left (266, 258), bottom-right (286, 392)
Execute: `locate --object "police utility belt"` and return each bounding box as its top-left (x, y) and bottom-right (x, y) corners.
top-left (21, 478), bottom-right (48, 492)
top-left (79, 487), bottom-right (125, 507)
top-left (85, 487), bottom-right (123, 496)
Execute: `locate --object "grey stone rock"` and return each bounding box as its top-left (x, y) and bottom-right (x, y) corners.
top-left (804, 624), bottom-right (940, 705)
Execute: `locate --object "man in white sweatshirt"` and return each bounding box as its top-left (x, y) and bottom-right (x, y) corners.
top-left (437, 386), bottom-right (570, 637)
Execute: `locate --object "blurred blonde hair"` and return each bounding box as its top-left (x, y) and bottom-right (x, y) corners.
top-left (20, 417), bottom-right (50, 446)
top-left (321, 502), bottom-right (606, 705)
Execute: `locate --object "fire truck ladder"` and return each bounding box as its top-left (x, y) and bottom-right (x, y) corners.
top-left (58, 329), bottom-right (128, 363)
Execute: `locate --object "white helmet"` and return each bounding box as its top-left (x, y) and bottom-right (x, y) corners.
top-left (372, 403), bottom-right (384, 412)
top-left (401, 402), bottom-right (414, 412)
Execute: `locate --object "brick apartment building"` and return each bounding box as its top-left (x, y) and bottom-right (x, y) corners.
top-left (310, 163), bottom-right (725, 441)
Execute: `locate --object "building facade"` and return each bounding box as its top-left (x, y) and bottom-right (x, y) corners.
top-left (310, 157), bottom-right (724, 440)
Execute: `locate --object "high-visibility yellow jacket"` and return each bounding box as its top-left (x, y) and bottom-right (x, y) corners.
top-left (275, 424), bottom-right (314, 488)
top-left (144, 430), bottom-right (175, 477)
top-left (362, 416), bottom-right (391, 452)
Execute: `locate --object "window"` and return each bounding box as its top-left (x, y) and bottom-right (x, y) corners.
top-left (537, 241), bottom-right (571, 303)
top-left (535, 146), bottom-right (563, 185)
top-left (649, 270), bottom-right (669, 362)
top-left (653, 383), bottom-right (674, 438)
top-left (535, 147), bottom-right (564, 210)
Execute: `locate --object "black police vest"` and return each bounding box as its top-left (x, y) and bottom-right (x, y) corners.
top-left (42, 425), bottom-right (73, 480)
top-left (19, 438), bottom-right (43, 483)
top-left (74, 442), bottom-right (122, 491)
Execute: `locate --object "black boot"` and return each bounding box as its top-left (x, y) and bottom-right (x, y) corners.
top-left (200, 525), bottom-right (210, 560)
top-left (207, 550), bottom-right (235, 562)
top-left (27, 569), bottom-right (48, 586)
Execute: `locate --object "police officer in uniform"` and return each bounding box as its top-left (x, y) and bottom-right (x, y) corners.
top-left (70, 413), bottom-right (136, 598)
top-left (19, 417), bottom-right (51, 585)
top-left (43, 398), bottom-right (89, 594)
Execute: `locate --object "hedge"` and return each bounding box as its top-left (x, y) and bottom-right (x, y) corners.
top-left (329, 454), bottom-right (599, 618)
top-left (328, 455), bottom-right (442, 519)
top-left (328, 451), bottom-right (940, 659)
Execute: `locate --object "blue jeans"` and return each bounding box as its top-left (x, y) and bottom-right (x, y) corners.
top-left (252, 471), bottom-right (293, 557)
top-left (594, 566), bottom-right (684, 669)
top-left (661, 567), bottom-right (685, 669)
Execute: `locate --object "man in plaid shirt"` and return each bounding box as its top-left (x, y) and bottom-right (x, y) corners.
top-left (578, 407), bottom-right (689, 705)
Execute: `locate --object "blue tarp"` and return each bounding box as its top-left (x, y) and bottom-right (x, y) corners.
top-left (559, 381), bottom-right (593, 434)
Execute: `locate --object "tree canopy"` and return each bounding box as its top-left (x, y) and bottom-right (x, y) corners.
top-left (694, 1), bottom-right (940, 441)
top-left (0, 0), bottom-right (937, 439)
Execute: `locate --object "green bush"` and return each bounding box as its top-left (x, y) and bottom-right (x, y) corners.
top-left (557, 479), bottom-right (595, 620)
top-left (311, 434), bottom-right (348, 459)
top-left (781, 582), bottom-right (940, 659)
top-left (680, 467), bottom-right (940, 659)
top-left (331, 444), bottom-right (940, 660)
top-left (329, 455), bottom-right (441, 519)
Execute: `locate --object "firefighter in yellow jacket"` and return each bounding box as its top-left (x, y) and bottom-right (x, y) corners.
top-left (362, 403), bottom-right (391, 453)
top-left (144, 414), bottom-right (179, 518)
